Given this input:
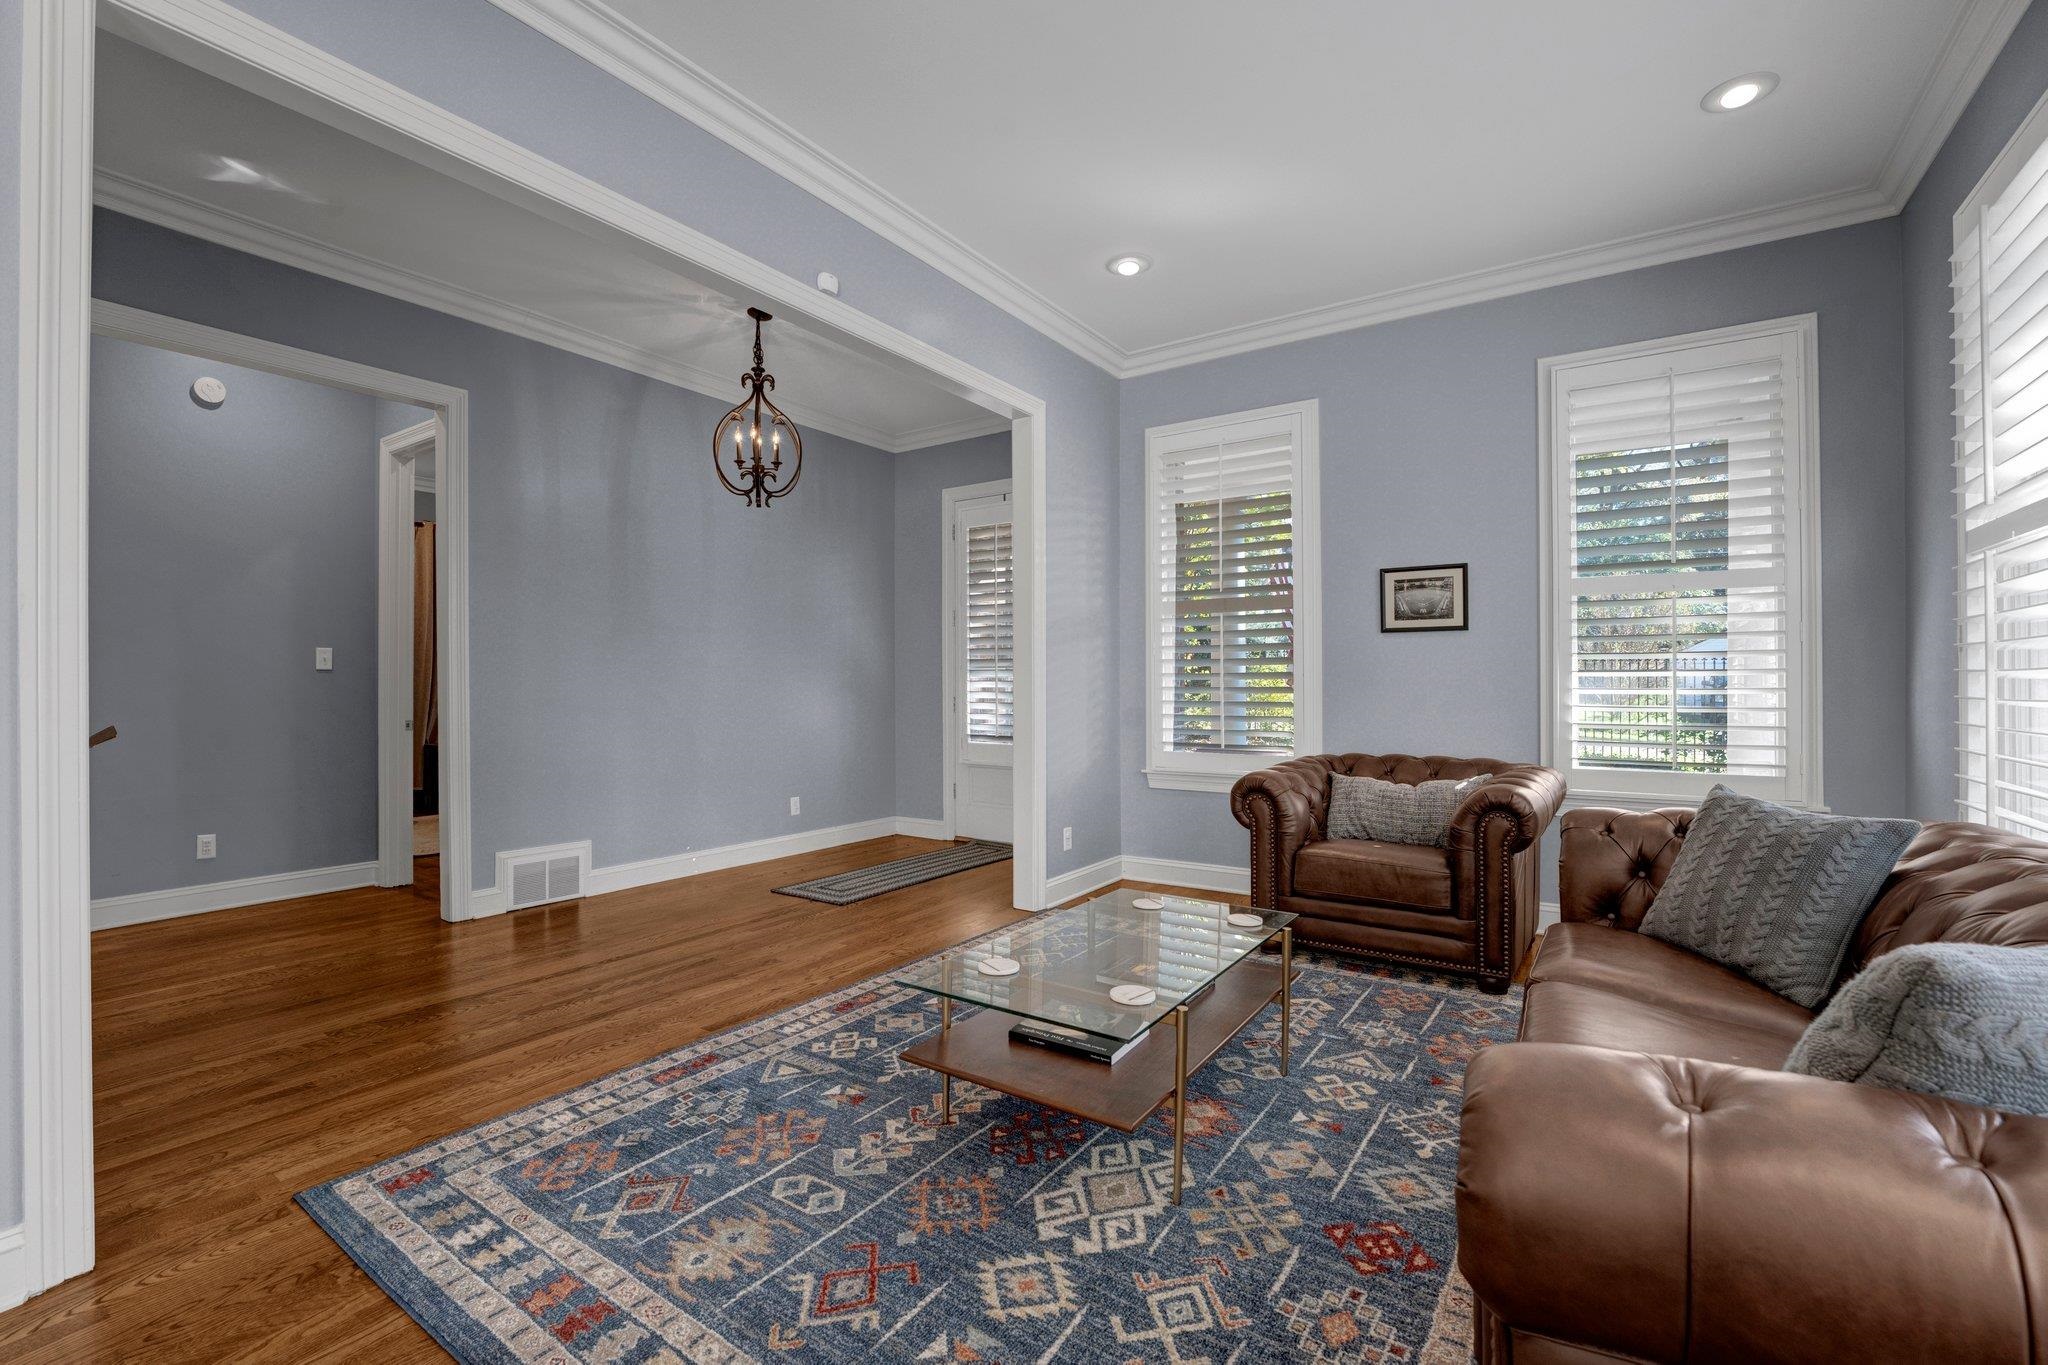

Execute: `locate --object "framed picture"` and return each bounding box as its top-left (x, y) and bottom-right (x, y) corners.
top-left (1381, 563), bottom-right (1468, 632)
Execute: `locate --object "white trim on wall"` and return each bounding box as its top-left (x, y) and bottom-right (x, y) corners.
top-left (0, 1224), bottom-right (28, 1312)
top-left (489, 0), bottom-right (2026, 381)
top-left (93, 171), bottom-right (1012, 456)
top-left (17, 0), bottom-right (100, 1300)
top-left (1121, 857), bottom-right (1251, 898)
top-left (377, 417), bottom-right (438, 888)
top-left (89, 862), bottom-right (380, 931)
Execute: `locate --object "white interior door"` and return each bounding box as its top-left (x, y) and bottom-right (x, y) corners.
top-left (950, 488), bottom-right (1014, 842)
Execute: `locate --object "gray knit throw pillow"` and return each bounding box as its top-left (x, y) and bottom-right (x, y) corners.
top-left (1327, 772), bottom-right (1490, 848)
top-left (1639, 784), bottom-right (1918, 1008)
top-left (1786, 944), bottom-right (2048, 1117)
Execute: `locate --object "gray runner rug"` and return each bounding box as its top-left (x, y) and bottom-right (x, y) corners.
top-left (772, 839), bottom-right (1013, 905)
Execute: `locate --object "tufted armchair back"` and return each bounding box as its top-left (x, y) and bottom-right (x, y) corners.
top-left (1560, 810), bottom-right (2048, 977)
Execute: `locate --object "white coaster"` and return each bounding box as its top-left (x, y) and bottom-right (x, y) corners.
top-left (976, 956), bottom-right (1021, 977)
top-left (1131, 897), bottom-right (1165, 910)
top-left (1227, 912), bottom-right (1264, 928)
top-left (1109, 984), bottom-right (1157, 1007)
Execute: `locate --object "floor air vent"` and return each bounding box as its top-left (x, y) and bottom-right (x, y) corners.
top-left (496, 840), bottom-right (592, 911)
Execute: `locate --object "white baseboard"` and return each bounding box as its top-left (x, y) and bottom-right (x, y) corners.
top-left (1538, 901), bottom-right (1561, 931)
top-left (893, 817), bottom-right (952, 841)
top-left (0, 1224), bottom-right (24, 1312)
top-left (90, 861), bottom-right (379, 931)
top-left (1120, 856), bottom-right (1251, 897)
top-left (1044, 855), bottom-right (1122, 906)
top-left (465, 817), bottom-right (914, 917)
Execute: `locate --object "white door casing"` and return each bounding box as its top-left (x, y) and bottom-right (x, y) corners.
top-left (377, 417), bottom-right (439, 886)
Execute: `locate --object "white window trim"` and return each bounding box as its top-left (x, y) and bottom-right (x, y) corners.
top-left (1143, 399), bottom-right (1322, 792)
top-left (1537, 315), bottom-right (1824, 812)
top-left (1952, 86), bottom-right (2048, 828)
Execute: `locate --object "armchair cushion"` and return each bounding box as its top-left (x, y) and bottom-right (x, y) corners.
top-left (1327, 771), bottom-right (1491, 846)
top-left (1640, 784), bottom-right (1920, 1007)
top-left (1294, 838), bottom-right (1453, 911)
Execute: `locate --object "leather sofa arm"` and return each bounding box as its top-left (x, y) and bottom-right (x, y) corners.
top-left (1447, 765), bottom-right (1566, 856)
top-left (1458, 1043), bottom-right (2048, 1363)
top-left (1230, 756), bottom-right (1333, 907)
top-left (1558, 805), bottom-right (1694, 930)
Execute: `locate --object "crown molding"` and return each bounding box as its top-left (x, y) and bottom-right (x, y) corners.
top-left (1874, 0), bottom-right (2033, 206)
top-left (485, 0), bottom-right (1125, 378)
top-left (94, 171), bottom-right (995, 454)
top-left (498, 0), bottom-right (2026, 380)
top-left (1118, 184), bottom-right (1896, 376)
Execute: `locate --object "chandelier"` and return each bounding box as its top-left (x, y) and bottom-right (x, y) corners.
top-left (713, 307), bottom-right (803, 507)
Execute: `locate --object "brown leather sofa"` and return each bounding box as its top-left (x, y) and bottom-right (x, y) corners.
top-left (1230, 753), bottom-right (1565, 994)
top-left (1458, 808), bottom-right (2048, 1364)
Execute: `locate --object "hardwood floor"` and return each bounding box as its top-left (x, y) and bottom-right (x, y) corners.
top-left (1, 837), bottom-right (1033, 1363)
top-left (5, 847), bottom-right (1533, 1361)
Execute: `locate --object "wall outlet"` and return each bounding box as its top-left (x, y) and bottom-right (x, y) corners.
top-left (196, 834), bottom-right (217, 860)
top-left (789, 796), bottom-right (801, 816)
top-left (314, 646), bottom-right (333, 671)
top-left (1062, 826), bottom-right (1073, 852)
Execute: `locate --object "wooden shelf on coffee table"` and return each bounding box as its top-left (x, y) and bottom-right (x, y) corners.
top-left (900, 957), bottom-right (1296, 1132)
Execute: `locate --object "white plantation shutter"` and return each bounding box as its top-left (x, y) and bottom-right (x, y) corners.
top-left (1955, 115), bottom-right (2048, 830)
top-left (1145, 402), bottom-right (1320, 789)
top-left (964, 518), bottom-right (1014, 742)
top-left (1544, 322), bottom-right (1818, 807)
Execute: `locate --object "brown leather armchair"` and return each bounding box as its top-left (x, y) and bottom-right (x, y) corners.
top-left (1458, 810), bottom-right (2048, 1363)
top-left (1229, 753), bottom-right (1565, 993)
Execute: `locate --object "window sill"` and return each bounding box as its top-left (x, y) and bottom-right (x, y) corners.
top-left (1145, 767), bottom-right (1262, 794)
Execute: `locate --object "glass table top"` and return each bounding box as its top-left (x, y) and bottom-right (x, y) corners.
top-left (891, 888), bottom-right (1296, 1043)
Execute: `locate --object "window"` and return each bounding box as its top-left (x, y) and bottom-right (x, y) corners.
top-left (1144, 400), bottom-right (1320, 791)
top-left (964, 515), bottom-right (1014, 743)
top-left (1540, 317), bottom-right (1820, 809)
top-left (1955, 105), bottom-right (2048, 833)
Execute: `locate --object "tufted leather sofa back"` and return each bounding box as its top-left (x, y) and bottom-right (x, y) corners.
top-left (1562, 810), bottom-right (2048, 973)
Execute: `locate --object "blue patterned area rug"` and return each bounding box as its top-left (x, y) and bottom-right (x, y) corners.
top-left (297, 939), bottom-right (1515, 1363)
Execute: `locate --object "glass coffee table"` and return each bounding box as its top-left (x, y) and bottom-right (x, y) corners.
top-left (892, 888), bottom-right (1297, 1205)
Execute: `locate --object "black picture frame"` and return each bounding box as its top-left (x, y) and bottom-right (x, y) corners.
top-left (1381, 563), bottom-right (1469, 632)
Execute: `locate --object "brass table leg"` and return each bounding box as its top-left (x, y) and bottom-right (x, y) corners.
top-left (1170, 1004), bottom-right (1189, 1205)
top-left (1280, 927), bottom-right (1293, 1077)
top-left (939, 993), bottom-right (954, 1125)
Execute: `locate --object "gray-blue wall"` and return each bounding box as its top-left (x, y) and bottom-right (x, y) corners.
top-left (1903, 0), bottom-right (2048, 819)
top-left (893, 433), bottom-right (1014, 820)
top-left (1120, 219), bottom-right (1912, 866)
top-left (89, 340), bottom-right (382, 897)
top-left (94, 211), bottom-right (923, 891)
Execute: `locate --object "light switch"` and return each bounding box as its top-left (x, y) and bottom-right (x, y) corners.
top-left (315, 647), bottom-right (333, 671)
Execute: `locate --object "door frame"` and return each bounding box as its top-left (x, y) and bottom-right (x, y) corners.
top-left (376, 417), bottom-right (439, 887)
top-left (17, 0), bottom-right (1051, 1301)
top-left (940, 478), bottom-right (1014, 842)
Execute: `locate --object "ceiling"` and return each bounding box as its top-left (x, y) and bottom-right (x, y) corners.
top-left (500, 0), bottom-right (2031, 375)
top-left (91, 35), bottom-right (1006, 453)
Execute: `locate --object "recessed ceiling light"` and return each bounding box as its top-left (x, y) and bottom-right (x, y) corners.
top-left (1701, 72), bottom-right (1779, 113)
top-left (1106, 254), bottom-right (1152, 277)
